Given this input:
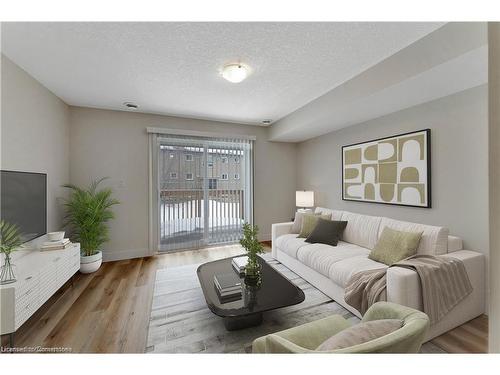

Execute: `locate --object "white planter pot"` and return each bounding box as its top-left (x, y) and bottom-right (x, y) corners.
top-left (80, 250), bottom-right (102, 274)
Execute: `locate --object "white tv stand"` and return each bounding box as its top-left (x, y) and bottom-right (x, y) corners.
top-left (0, 243), bottom-right (80, 346)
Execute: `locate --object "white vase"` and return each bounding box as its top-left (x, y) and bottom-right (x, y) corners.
top-left (80, 250), bottom-right (102, 274)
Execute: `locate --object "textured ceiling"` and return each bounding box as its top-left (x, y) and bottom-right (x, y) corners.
top-left (270, 23), bottom-right (488, 142)
top-left (1, 22), bottom-right (444, 125)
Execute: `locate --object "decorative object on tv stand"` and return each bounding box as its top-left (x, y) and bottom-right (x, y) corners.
top-left (296, 190), bottom-right (314, 212)
top-left (47, 231), bottom-right (65, 242)
top-left (342, 129), bottom-right (431, 208)
top-left (239, 223), bottom-right (265, 287)
top-left (0, 220), bottom-right (23, 284)
top-left (40, 234), bottom-right (72, 252)
top-left (62, 177), bottom-right (120, 273)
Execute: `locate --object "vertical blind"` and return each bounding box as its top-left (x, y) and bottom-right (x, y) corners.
top-left (150, 130), bottom-right (254, 252)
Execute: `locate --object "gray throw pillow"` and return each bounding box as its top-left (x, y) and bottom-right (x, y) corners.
top-left (305, 219), bottom-right (347, 246)
top-left (291, 211), bottom-right (309, 234)
top-left (316, 319), bottom-right (403, 351)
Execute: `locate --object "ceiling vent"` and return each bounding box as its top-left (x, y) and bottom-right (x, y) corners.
top-left (123, 102), bottom-right (138, 110)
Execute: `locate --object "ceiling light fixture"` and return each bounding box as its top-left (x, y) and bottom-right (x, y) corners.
top-left (221, 63), bottom-right (249, 83)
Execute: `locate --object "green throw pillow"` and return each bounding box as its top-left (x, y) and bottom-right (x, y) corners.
top-left (291, 211), bottom-right (332, 234)
top-left (298, 214), bottom-right (331, 238)
top-left (369, 227), bottom-right (423, 266)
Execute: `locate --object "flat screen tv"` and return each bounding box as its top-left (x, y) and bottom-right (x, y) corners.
top-left (1, 170), bottom-right (47, 243)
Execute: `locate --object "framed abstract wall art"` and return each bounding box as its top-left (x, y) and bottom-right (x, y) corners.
top-left (342, 129), bottom-right (431, 208)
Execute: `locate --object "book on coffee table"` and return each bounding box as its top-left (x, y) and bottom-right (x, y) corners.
top-left (214, 273), bottom-right (242, 303)
top-left (231, 256), bottom-right (248, 274)
top-left (216, 292), bottom-right (242, 304)
top-left (214, 273), bottom-right (241, 292)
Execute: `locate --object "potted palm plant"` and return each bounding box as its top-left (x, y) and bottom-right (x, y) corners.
top-left (0, 220), bottom-right (23, 284)
top-left (240, 223), bottom-right (265, 287)
top-left (63, 178), bottom-right (119, 274)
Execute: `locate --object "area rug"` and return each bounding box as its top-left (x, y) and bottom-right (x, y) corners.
top-left (146, 254), bottom-right (444, 353)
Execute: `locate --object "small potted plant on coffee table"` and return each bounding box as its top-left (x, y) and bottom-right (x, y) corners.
top-left (240, 223), bottom-right (265, 287)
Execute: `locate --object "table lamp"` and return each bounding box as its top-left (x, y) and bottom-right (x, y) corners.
top-left (296, 191), bottom-right (314, 212)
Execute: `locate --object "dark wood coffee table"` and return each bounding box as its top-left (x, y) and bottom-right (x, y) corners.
top-left (197, 255), bottom-right (305, 330)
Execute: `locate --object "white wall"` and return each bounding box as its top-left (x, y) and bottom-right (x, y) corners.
top-left (69, 107), bottom-right (296, 261)
top-left (1, 55), bottom-right (70, 233)
top-left (488, 22), bottom-right (500, 353)
top-left (296, 85), bottom-right (489, 256)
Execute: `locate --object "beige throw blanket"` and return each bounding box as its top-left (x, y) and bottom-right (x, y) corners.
top-left (344, 255), bottom-right (473, 324)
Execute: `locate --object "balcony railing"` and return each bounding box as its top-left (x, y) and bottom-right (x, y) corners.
top-left (159, 189), bottom-right (245, 251)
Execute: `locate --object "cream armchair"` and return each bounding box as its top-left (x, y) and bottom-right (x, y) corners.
top-left (252, 302), bottom-right (430, 353)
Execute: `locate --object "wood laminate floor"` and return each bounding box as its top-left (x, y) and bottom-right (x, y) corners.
top-left (1, 244), bottom-right (488, 353)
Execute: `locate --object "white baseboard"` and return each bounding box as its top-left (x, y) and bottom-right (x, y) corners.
top-left (102, 248), bottom-right (152, 262)
top-left (259, 233), bottom-right (272, 242)
top-left (103, 236), bottom-right (271, 262)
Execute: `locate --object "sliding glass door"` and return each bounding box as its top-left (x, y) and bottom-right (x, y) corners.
top-left (154, 134), bottom-right (253, 252)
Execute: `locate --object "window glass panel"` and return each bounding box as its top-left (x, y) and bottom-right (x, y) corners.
top-left (208, 178), bottom-right (217, 189)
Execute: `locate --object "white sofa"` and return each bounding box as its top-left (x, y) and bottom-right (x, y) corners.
top-left (272, 207), bottom-right (485, 341)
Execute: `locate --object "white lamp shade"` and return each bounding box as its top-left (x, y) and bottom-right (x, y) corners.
top-left (296, 191), bottom-right (314, 208)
